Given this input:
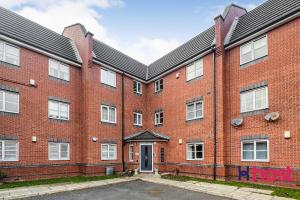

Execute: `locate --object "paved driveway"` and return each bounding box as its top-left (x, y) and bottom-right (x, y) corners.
top-left (24, 180), bottom-right (232, 200)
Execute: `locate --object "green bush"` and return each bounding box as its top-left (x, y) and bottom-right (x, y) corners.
top-left (0, 171), bottom-right (7, 180)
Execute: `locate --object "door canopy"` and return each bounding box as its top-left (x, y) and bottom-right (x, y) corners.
top-left (124, 130), bottom-right (170, 142)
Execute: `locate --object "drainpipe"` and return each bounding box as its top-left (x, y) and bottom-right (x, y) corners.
top-left (121, 73), bottom-right (125, 172)
top-left (212, 47), bottom-right (217, 180)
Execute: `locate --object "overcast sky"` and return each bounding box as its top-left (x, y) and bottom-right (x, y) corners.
top-left (3, 0), bottom-right (264, 64)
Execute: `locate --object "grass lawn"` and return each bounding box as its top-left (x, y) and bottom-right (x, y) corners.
top-left (0, 175), bottom-right (120, 190)
top-left (161, 175), bottom-right (300, 199)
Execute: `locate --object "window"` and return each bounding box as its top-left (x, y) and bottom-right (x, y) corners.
top-left (48, 142), bottom-right (70, 160)
top-left (240, 36), bottom-right (268, 65)
top-left (154, 79), bottom-right (163, 92)
top-left (133, 81), bottom-right (142, 94)
top-left (101, 105), bottom-right (116, 123)
top-left (48, 100), bottom-right (69, 120)
top-left (155, 111), bottom-right (163, 125)
top-left (186, 59), bottom-right (203, 81)
top-left (101, 144), bottom-right (117, 160)
top-left (241, 140), bottom-right (269, 162)
top-left (240, 87), bottom-right (268, 113)
top-left (186, 100), bottom-right (203, 121)
top-left (129, 145), bottom-right (134, 162)
top-left (0, 41), bottom-right (20, 66)
top-left (186, 143), bottom-right (203, 160)
top-left (133, 112), bottom-right (142, 126)
top-left (0, 90), bottom-right (19, 113)
top-left (0, 140), bottom-right (19, 161)
top-left (49, 59), bottom-right (70, 81)
top-left (160, 148), bottom-right (165, 163)
top-left (101, 68), bottom-right (116, 87)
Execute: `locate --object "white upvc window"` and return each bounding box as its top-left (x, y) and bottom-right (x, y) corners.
top-left (0, 140), bottom-right (19, 161)
top-left (186, 59), bottom-right (203, 81)
top-left (186, 143), bottom-right (204, 160)
top-left (0, 90), bottom-right (19, 114)
top-left (129, 144), bottom-right (134, 162)
top-left (240, 87), bottom-right (268, 113)
top-left (155, 111), bottom-right (164, 125)
top-left (101, 68), bottom-right (116, 87)
top-left (48, 59), bottom-right (70, 81)
top-left (186, 100), bottom-right (203, 121)
top-left (240, 36), bottom-right (268, 65)
top-left (241, 140), bottom-right (269, 162)
top-left (133, 81), bottom-right (142, 94)
top-left (101, 144), bottom-right (117, 160)
top-left (154, 79), bottom-right (163, 92)
top-left (101, 105), bottom-right (116, 123)
top-left (48, 100), bottom-right (69, 120)
top-left (133, 112), bottom-right (142, 126)
top-left (0, 41), bottom-right (20, 66)
top-left (48, 142), bottom-right (70, 160)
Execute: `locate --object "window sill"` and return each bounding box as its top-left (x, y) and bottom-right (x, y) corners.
top-left (186, 75), bottom-right (203, 83)
top-left (133, 125), bottom-right (143, 128)
top-left (101, 83), bottom-right (116, 89)
top-left (240, 56), bottom-right (268, 68)
top-left (186, 117), bottom-right (204, 123)
top-left (186, 159), bottom-right (204, 161)
top-left (101, 121), bottom-right (117, 126)
top-left (0, 111), bottom-right (19, 116)
top-left (49, 118), bottom-right (70, 123)
top-left (0, 60), bottom-right (20, 68)
top-left (155, 124), bottom-right (163, 127)
top-left (48, 75), bottom-right (70, 83)
top-left (49, 159), bottom-right (70, 161)
top-left (241, 160), bottom-right (269, 163)
top-left (134, 92), bottom-right (142, 96)
top-left (0, 160), bottom-right (19, 162)
top-left (101, 159), bottom-right (117, 161)
top-left (240, 108), bottom-right (268, 116)
top-left (154, 90), bottom-right (163, 95)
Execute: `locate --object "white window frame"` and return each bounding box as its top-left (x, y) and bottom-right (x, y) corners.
top-left (48, 100), bottom-right (70, 120)
top-left (154, 79), bottom-right (163, 92)
top-left (241, 139), bottom-right (269, 162)
top-left (0, 90), bottom-right (19, 114)
top-left (129, 144), bottom-right (134, 162)
top-left (133, 81), bottom-right (142, 94)
top-left (48, 59), bottom-right (70, 81)
top-left (240, 35), bottom-right (268, 65)
top-left (101, 105), bottom-right (117, 123)
top-left (101, 68), bottom-right (116, 87)
top-left (240, 87), bottom-right (268, 113)
top-left (186, 59), bottom-right (203, 81)
top-left (186, 100), bottom-right (204, 121)
top-left (0, 41), bottom-right (20, 66)
top-left (186, 143), bottom-right (204, 161)
top-left (101, 144), bottom-right (117, 160)
top-left (154, 111), bottom-right (163, 125)
top-left (48, 142), bottom-right (70, 161)
top-left (133, 112), bottom-right (142, 126)
top-left (0, 140), bottom-right (19, 162)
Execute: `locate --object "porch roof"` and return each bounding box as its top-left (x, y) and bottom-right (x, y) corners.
top-left (124, 130), bottom-right (170, 142)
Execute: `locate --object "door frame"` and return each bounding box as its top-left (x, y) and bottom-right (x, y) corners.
top-left (139, 143), bottom-right (154, 172)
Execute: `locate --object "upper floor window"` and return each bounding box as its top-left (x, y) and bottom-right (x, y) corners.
top-left (240, 36), bottom-right (268, 65)
top-left (186, 59), bottom-right (203, 81)
top-left (0, 41), bottom-right (20, 66)
top-left (48, 100), bottom-right (69, 120)
top-left (0, 140), bottom-right (19, 161)
top-left (240, 87), bottom-right (268, 113)
top-left (242, 140), bottom-right (268, 162)
top-left (186, 100), bottom-right (203, 121)
top-left (48, 142), bottom-right (70, 160)
top-left (155, 111), bottom-right (163, 125)
top-left (186, 143), bottom-right (203, 160)
top-left (101, 105), bottom-right (116, 123)
top-left (133, 112), bottom-right (142, 126)
top-left (101, 144), bottom-right (117, 160)
top-left (49, 59), bottom-right (70, 81)
top-left (0, 90), bottom-right (19, 113)
top-left (154, 79), bottom-right (163, 92)
top-left (101, 68), bottom-right (116, 87)
top-left (133, 81), bottom-right (142, 94)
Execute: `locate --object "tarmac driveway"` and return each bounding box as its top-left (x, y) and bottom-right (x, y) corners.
top-left (24, 180), bottom-right (232, 200)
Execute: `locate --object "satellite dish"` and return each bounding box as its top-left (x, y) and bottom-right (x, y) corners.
top-left (265, 112), bottom-right (280, 122)
top-left (231, 117), bottom-right (243, 127)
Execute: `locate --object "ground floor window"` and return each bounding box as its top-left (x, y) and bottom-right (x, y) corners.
top-left (101, 144), bottom-right (117, 160)
top-left (129, 144), bottom-right (134, 161)
top-left (0, 140), bottom-right (19, 161)
top-left (48, 142), bottom-right (70, 160)
top-left (186, 143), bottom-right (203, 160)
top-left (241, 140), bottom-right (269, 161)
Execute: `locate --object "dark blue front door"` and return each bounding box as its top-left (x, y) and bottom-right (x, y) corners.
top-left (140, 144), bottom-right (152, 171)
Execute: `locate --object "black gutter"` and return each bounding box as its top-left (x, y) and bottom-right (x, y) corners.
top-left (212, 47), bottom-right (217, 180)
top-left (121, 73), bottom-right (125, 171)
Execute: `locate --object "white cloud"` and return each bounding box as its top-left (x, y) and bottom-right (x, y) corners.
top-left (1, 0), bottom-right (181, 65)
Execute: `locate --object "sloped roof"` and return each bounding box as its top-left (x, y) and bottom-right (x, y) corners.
top-left (227, 0), bottom-right (300, 45)
top-left (0, 6), bottom-right (81, 65)
top-left (124, 130), bottom-right (170, 142)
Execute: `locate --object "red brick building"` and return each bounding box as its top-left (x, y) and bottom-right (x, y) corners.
top-left (0, 0), bottom-right (299, 187)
